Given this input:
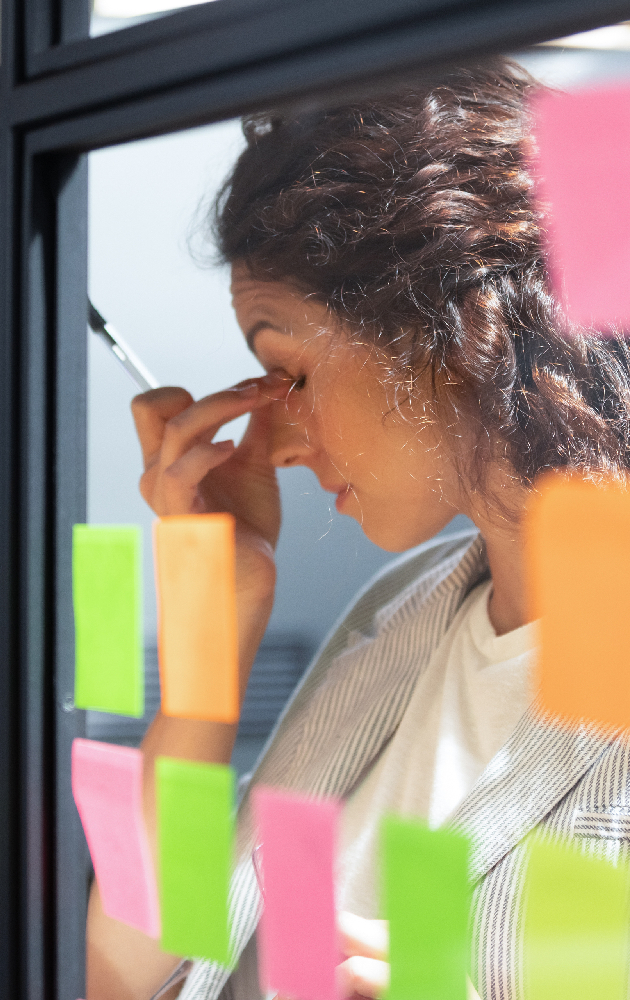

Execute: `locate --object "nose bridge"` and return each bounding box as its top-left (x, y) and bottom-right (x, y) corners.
top-left (268, 396), bottom-right (313, 467)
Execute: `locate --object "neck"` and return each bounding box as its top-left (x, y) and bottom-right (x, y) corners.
top-left (473, 511), bottom-right (530, 636)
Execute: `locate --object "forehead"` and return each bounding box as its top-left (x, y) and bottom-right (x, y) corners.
top-left (230, 262), bottom-right (304, 314)
top-left (230, 263), bottom-right (341, 356)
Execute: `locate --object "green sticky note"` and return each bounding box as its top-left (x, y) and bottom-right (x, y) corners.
top-left (381, 815), bottom-right (470, 1000)
top-left (524, 838), bottom-right (630, 1000)
top-left (156, 757), bottom-right (234, 964)
top-left (72, 524), bottom-right (143, 716)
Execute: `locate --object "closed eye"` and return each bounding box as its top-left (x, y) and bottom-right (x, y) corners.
top-left (263, 364), bottom-right (307, 393)
top-left (273, 367), bottom-right (306, 392)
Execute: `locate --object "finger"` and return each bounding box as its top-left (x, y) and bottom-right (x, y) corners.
top-left (235, 403), bottom-right (276, 464)
top-left (337, 957), bottom-right (389, 1000)
top-left (132, 387), bottom-right (194, 467)
top-left (338, 912), bottom-right (388, 961)
top-left (159, 383), bottom-right (271, 469)
top-left (148, 440), bottom-right (235, 515)
top-left (258, 370), bottom-right (294, 401)
top-left (192, 372), bottom-right (290, 453)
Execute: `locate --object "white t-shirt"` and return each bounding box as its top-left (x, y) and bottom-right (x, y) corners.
top-left (336, 578), bottom-right (537, 918)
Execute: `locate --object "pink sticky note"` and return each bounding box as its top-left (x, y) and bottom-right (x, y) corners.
top-left (531, 84), bottom-right (630, 331)
top-left (253, 787), bottom-right (340, 1000)
top-left (71, 738), bottom-right (160, 937)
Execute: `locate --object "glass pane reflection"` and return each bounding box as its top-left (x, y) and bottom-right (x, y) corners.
top-left (91, 0), bottom-right (216, 37)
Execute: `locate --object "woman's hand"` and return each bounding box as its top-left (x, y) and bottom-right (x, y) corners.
top-left (337, 912), bottom-right (389, 1000)
top-left (131, 375), bottom-right (288, 603)
top-left (336, 911), bottom-right (482, 1000)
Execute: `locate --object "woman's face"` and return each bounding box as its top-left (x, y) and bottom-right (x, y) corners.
top-left (231, 262), bottom-right (466, 552)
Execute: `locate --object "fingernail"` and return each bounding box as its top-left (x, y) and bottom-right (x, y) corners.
top-left (214, 439), bottom-right (235, 451)
top-left (233, 380), bottom-right (260, 397)
top-left (261, 372), bottom-right (291, 388)
top-left (259, 372), bottom-right (293, 400)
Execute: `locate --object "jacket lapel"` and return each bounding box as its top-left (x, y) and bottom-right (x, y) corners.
top-left (450, 702), bottom-right (618, 882)
top-left (221, 533), bottom-right (489, 977)
top-left (241, 532), bottom-right (488, 829)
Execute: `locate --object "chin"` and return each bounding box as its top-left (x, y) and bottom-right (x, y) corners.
top-left (345, 506), bottom-right (458, 553)
top-left (344, 515), bottom-right (428, 553)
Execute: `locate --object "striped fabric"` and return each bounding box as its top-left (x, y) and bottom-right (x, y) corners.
top-left (173, 528), bottom-right (630, 1000)
top-left (573, 810), bottom-right (630, 840)
top-left (467, 717), bottom-right (630, 999)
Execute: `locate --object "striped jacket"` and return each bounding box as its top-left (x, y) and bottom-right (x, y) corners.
top-left (165, 528), bottom-right (630, 1000)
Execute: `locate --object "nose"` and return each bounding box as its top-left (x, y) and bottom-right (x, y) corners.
top-left (268, 399), bottom-right (313, 468)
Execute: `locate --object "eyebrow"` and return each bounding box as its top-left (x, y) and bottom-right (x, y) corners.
top-left (246, 320), bottom-right (284, 355)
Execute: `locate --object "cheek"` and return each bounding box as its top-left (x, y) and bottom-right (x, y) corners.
top-left (283, 386), bottom-right (315, 429)
top-left (317, 397), bottom-right (376, 466)
top-left (300, 359), bottom-right (390, 460)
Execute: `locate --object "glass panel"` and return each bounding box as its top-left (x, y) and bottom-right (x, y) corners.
top-left (83, 32), bottom-right (630, 998)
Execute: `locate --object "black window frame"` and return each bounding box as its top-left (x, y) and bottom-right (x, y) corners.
top-left (2, 0), bottom-right (629, 995)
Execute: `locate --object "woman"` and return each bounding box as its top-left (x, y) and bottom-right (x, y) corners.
top-left (87, 60), bottom-right (630, 1000)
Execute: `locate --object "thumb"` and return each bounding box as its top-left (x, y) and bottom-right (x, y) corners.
top-left (336, 957), bottom-right (389, 1000)
top-left (338, 912), bottom-right (388, 961)
top-left (237, 403), bottom-right (275, 464)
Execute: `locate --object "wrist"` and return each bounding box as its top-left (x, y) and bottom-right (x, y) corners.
top-left (237, 588), bottom-right (275, 705)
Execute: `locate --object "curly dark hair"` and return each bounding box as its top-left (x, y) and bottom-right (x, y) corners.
top-left (213, 60), bottom-right (630, 501)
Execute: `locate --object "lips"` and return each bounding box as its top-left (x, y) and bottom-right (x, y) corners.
top-left (318, 480), bottom-right (353, 510)
top-left (334, 485), bottom-right (352, 511)
top-left (320, 481), bottom-right (349, 496)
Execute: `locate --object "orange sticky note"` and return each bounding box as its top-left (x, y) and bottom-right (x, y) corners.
top-left (526, 473), bottom-right (630, 729)
top-left (154, 514), bottom-right (238, 722)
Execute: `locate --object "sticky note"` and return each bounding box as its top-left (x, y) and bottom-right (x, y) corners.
top-left (530, 85), bottom-right (630, 332)
top-left (524, 838), bottom-right (630, 999)
top-left (154, 514), bottom-right (238, 722)
top-left (71, 738), bottom-right (159, 937)
top-left (156, 757), bottom-right (234, 964)
top-left (253, 786), bottom-right (340, 1000)
top-left (380, 815), bottom-right (469, 1000)
top-left (72, 524), bottom-right (143, 717)
top-left (526, 473), bottom-right (630, 729)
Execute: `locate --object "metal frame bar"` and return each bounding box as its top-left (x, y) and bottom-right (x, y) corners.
top-left (13, 0), bottom-right (630, 131)
top-left (20, 0), bottom-right (630, 83)
top-left (2, 0), bottom-right (629, 996)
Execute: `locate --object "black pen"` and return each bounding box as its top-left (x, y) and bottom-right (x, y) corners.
top-left (88, 299), bottom-right (160, 393)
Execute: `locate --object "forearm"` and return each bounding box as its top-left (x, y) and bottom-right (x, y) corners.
top-left (142, 578), bottom-right (274, 839)
top-left (87, 886), bottom-right (182, 1000)
top-left (86, 588), bottom-right (274, 1000)
top-left (86, 715), bottom-right (236, 1000)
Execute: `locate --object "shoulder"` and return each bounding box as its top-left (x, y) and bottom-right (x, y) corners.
top-left (247, 526), bottom-right (483, 786)
top-left (338, 526), bottom-right (481, 630)
top-left (239, 527), bottom-right (483, 800)
top-left (316, 525), bottom-right (483, 663)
